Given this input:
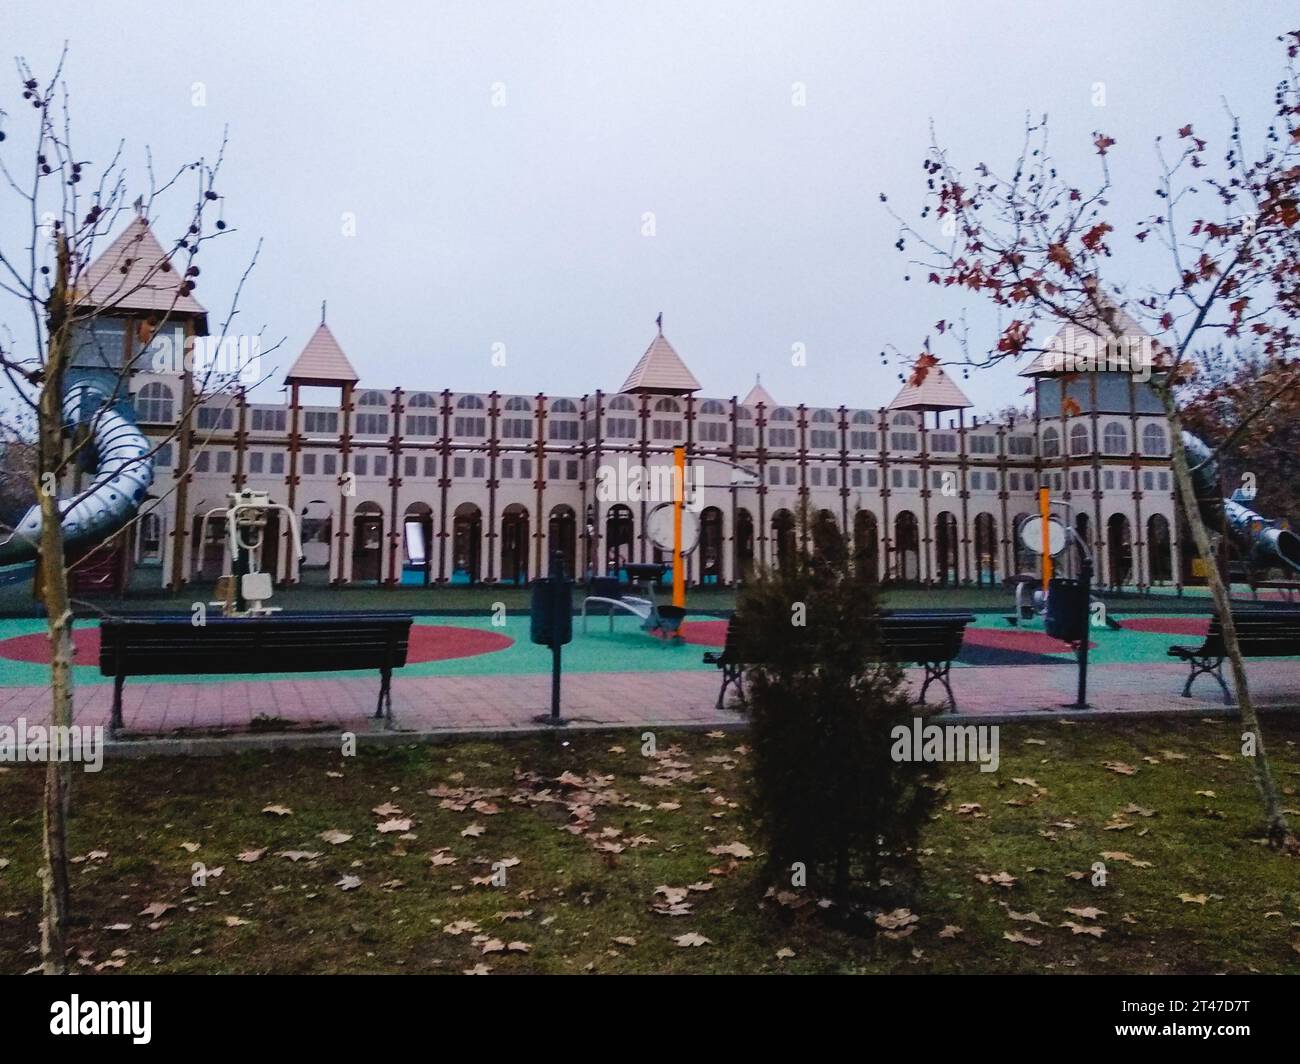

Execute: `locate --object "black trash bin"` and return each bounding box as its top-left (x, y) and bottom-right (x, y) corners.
top-left (1044, 578), bottom-right (1089, 642)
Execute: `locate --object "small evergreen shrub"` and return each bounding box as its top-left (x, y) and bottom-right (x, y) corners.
top-left (735, 509), bottom-right (938, 909)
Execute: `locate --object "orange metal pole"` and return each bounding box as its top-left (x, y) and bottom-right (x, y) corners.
top-left (1039, 486), bottom-right (1052, 593)
top-left (673, 446), bottom-right (685, 608)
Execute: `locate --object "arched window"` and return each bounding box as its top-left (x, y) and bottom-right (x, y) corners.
top-left (407, 392), bottom-right (435, 408)
top-left (456, 394), bottom-right (486, 410)
top-left (771, 407), bottom-right (795, 422)
top-left (890, 411), bottom-right (918, 451)
top-left (135, 381), bottom-right (174, 423)
top-left (653, 397), bottom-right (680, 413)
top-left (1141, 423), bottom-right (1167, 455)
top-left (608, 395), bottom-right (635, 411)
top-left (1042, 426), bottom-right (1060, 457)
top-left (357, 389), bottom-right (387, 408)
top-left (812, 409), bottom-right (834, 423)
top-left (1103, 421), bottom-right (1128, 455)
top-left (736, 405), bottom-right (753, 420)
top-left (699, 399), bottom-right (726, 415)
top-left (851, 410), bottom-right (876, 424)
top-left (550, 398), bottom-right (577, 414)
top-left (504, 395), bottom-right (532, 412)
top-left (1070, 422), bottom-right (1091, 456)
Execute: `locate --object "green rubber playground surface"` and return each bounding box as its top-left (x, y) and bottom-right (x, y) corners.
top-left (0, 610), bottom-right (1250, 687)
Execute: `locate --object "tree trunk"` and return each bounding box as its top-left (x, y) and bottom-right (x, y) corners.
top-left (36, 233), bottom-right (74, 975)
top-left (36, 383), bottom-right (74, 975)
top-left (1158, 382), bottom-right (1292, 846)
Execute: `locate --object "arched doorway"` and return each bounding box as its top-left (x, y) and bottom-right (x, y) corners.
top-left (854, 510), bottom-right (879, 583)
top-left (812, 510), bottom-right (841, 560)
top-left (771, 509), bottom-right (796, 571)
top-left (1075, 512), bottom-right (1091, 557)
top-left (934, 511), bottom-right (959, 585)
top-left (452, 502), bottom-right (483, 584)
top-left (500, 503), bottom-right (530, 585)
top-left (605, 504), bottom-right (634, 575)
top-left (402, 502), bottom-right (434, 585)
top-left (1011, 512), bottom-right (1034, 576)
top-left (734, 508), bottom-right (755, 583)
top-left (1107, 513), bottom-right (1133, 588)
top-left (699, 506), bottom-right (723, 585)
top-left (1147, 513), bottom-right (1172, 584)
top-left (548, 504), bottom-right (576, 579)
top-left (352, 502), bottom-right (384, 584)
top-left (299, 500), bottom-right (333, 586)
top-left (894, 511), bottom-right (919, 582)
top-left (973, 513), bottom-right (998, 586)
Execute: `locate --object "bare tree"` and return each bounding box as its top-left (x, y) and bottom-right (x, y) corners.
top-left (0, 51), bottom-right (267, 971)
top-left (888, 29), bottom-right (1300, 847)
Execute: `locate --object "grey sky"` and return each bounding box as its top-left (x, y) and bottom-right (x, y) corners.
top-left (1, 1), bottom-right (1293, 413)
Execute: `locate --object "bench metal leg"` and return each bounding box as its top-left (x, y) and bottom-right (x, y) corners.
top-left (714, 664), bottom-right (743, 709)
top-left (375, 666), bottom-right (393, 723)
top-left (918, 660), bottom-right (957, 712)
top-left (111, 673), bottom-right (125, 735)
top-left (1181, 655), bottom-right (1232, 706)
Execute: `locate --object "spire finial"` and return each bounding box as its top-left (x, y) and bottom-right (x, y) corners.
top-left (656, 311), bottom-right (663, 335)
top-left (321, 300), bottom-right (326, 325)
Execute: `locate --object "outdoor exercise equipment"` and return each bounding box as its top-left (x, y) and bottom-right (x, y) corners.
top-left (197, 490), bottom-right (303, 617)
top-left (530, 549), bottom-right (573, 725)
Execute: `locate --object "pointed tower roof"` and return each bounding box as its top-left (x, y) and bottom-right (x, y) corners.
top-left (888, 364), bottom-right (973, 412)
top-left (741, 376), bottom-right (776, 409)
top-left (80, 216), bottom-right (207, 318)
top-left (619, 319), bottom-right (701, 395)
top-left (285, 322), bottom-right (360, 387)
top-left (1019, 291), bottom-right (1158, 376)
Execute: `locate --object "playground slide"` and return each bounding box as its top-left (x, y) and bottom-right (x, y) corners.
top-left (0, 381), bottom-right (154, 566)
top-left (1183, 432), bottom-right (1300, 576)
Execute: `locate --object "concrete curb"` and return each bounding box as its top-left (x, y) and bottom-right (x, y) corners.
top-left (92, 700), bottom-right (1300, 759)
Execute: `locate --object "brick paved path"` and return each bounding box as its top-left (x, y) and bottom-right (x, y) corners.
top-left (2, 660), bottom-right (1296, 739)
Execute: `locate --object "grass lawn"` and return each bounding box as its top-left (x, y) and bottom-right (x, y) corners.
top-left (2, 717), bottom-right (1299, 974)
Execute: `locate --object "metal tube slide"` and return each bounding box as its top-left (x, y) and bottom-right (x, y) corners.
top-left (1183, 431), bottom-right (1300, 576)
top-left (0, 383), bottom-right (154, 565)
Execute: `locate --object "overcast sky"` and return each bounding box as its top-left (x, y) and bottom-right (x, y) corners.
top-left (1, 1), bottom-right (1293, 413)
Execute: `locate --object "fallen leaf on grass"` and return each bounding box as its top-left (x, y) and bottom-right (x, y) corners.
top-left (611, 936), bottom-right (638, 947)
top-left (1061, 921), bottom-right (1105, 937)
top-left (180, 842), bottom-right (200, 853)
top-left (775, 947), bottom-right (796, 959)
top-left (707, 841), bottom-right (753, 859)
top-left (463, 964), bottom-right (491, 975)
top-left (673, 932), bottom-right (712, 947)
top-left (262, 804), bottom-right (293, 817)
top-left (319, 830), bottom-right (353, 846)
top-left (1064, 906), bottom-right (1105, 920)
top-left (276, 850), bottom-right (321, 862)
top-left (461, 823), bottom-right (485, 838)
top-left (335, 875), bottom-right (362, 891)
top-left (138, 902), bottom-right (174, 919)
top-left (224, 915), bottom-right (250, 927)
top-left (376, 818), bottom-right (412, 834)
top-left (1100, 851), bottom-right (1153, 868)
top-left (1178, 893), bottom-right (1208, 905)
top-left (938, 925), bottom-right (963, 939)
top-left (976, 871), bottom-right (1018, 889)
top-left (237, 848), bottom-right (266, 863)
top-left (1102, 762), bottom-right (1136, 776)
top-left (372, 802), bottom-right (403, 817)
top-left (444, 919), bottom-right (481, 935)
top-left (1003, 930), bottom-right (1041, 946)
top-left (875, 908), bottom-right (920, 931)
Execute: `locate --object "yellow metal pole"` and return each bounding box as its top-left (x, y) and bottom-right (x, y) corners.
top-left (1039, 486), bottom-right (1052, 594)
top-left (673, 445), bottom-right (685, 608)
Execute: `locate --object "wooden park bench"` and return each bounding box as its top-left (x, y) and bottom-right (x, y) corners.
top-left (99, 612), bottom-right (413, 733)
top-left (703, 611), bottom-right (974, 711)
top-left (1167, 607), bottom-right (1300, 705)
